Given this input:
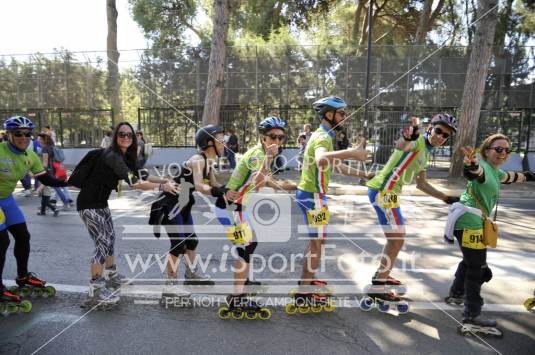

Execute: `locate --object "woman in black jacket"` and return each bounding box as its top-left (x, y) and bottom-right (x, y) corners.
top-left (78, 122), bottom-right (178, 308)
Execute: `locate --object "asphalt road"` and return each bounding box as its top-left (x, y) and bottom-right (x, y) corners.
top-left (1, 188), bottom-right (534, 355)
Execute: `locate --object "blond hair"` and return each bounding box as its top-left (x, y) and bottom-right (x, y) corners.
top-left (479, 133), bottom-right (510, 160)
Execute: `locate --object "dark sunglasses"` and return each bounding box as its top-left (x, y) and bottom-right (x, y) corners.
top-left (433, 126), bottom-right (450, 139)
top-left (117, 132), bottom-right (134, 139)
top-left (487, 146), bottom-right (511, 154)
top-left (12, 131), bottom-right (33, 138)
top-left (267, 134), bottom-right (285, 141)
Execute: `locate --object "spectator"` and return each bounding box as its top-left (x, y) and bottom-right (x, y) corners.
top-left (136, 131), bottom-right (146, 168)
top-left (101, 128), bottom-right (113, 149)
top-left (43, 125), bottom-right (57, 145)
top-left (303, 123), bottom-right (312, 143)
top-left (336, 131), bottom-right (349, 151)
top-left (225, 127), bottom-right (239, 170)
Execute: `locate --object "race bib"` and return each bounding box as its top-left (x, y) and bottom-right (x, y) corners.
top-left (306, 206), bottom-right (330, 227)
top-left (461, 229), bottom-right (486, 250)
top-left (379, 191), bottom-right (400, 209)
top-left (226, 223), bottom-right (253, 245)
top-left (0, 209), bottom-right (5, 225)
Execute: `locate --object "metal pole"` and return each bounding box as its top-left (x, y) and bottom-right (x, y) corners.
top-left (363, 0), bottom-right (373, 138)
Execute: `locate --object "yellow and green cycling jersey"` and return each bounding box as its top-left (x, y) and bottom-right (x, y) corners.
top-left (0, 142), bottom-right (45, 199)
top-left (297, 124), bottom-right (335, 194)
top-left (226, 144), bottom-right (268, 205)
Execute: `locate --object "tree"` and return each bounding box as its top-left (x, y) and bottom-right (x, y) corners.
top-left (202, 0), bottom-right (233, 126)
top-left (414, 0), bottom-right (445, 44)
top-left (449, 0), bottom-right (499, 177)
top-left (107, 0), bottom-right (121, 120)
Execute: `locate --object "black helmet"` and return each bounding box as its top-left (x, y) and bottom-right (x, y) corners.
top-left (258, 116), bottom-right (286, 134)
top-left (195, 125), bottom-right (224, 149)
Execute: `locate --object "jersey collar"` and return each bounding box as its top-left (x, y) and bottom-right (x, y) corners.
top-left (319, 124), bottom-right (335, 138)
top-left (7, 142), bottom-right (27, 155)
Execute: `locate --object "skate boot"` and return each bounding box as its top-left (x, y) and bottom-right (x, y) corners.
top-left (160, 276), bottom-right (192, 308)
top-left (523, 289), bottom-right (535, 311)
top-left (0, 286), bottom-right (32, 315)
top-left (285, 290), bottom-right (336, 315)
top-left (458, 314), bottom-right (503, 338)
top-left (244, 278), bottom-right (268, 295)
top-left (184, 266), bottom-right (215, 286)
top-left (81, 277), bottom-right (120, 310)
top-left (12, 272), bottom-right (56, 298)
top-left (103, 265), bottom-right (129, 291)
top-left (372, 272), bottom-right (407, 296)
top-left (218, 293), bottom-right (271, 320)
top-left (445, 289), bottom-right (464, 305)
top-left (360, 283), bottom-right (409, 314)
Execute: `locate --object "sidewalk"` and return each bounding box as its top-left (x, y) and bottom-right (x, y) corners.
top-left (216, 167), bottom-right (535, 198)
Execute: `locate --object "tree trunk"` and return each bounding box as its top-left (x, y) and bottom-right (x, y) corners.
top-left (352, 0), bottom-right (366, 44)
top-left (449, 0), bottom-right (498, 177)
top-left (415, 0), bottom-right (433, 44)
top-left (106, 0), bottom-right (121, 120)
top-left (359, 2), bottom-right (369, 46)
top-left (202, 0), bottom-right (232, 126)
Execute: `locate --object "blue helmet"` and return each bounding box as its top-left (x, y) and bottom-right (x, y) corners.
top-left (4, 116), bottom-right (35, 131)
top-left (258, 116), bottom-right (286, 134)
top-left (313, 96), bottom-right (347, 118)
top-left (431, 113), bottom-right (457, 133)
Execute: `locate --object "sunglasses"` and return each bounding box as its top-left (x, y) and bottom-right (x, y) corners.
top-left (433, 126), bottom-right (450, 139)
top-left (487, 146), bottom-right (511, 154)
top-left (267, 134), bottom-right (285, 141)
top-left (117, 132), bottom-right (134, 139)
top-left (12, 131), bottom-right (33, 138)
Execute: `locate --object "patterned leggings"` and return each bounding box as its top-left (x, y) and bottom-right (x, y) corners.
top-left (79, 208), bottom-right (116, 264)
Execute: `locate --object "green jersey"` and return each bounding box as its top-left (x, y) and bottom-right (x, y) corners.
top-left (0, 142), bottom-right (45, 199)
top-left (455, 160), bottom-right (506, 230)
top-left (297, 124), bottom-right (335, 194)
top-left (226, 144), bottom-right (268, 205)
top-left (367, 135), bottom-right (431, 194)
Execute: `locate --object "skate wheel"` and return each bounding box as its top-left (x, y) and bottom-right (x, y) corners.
top-left (360, 297), bottom-right (374, 311)
top-left (298, 305), bottom-right (310, 314)
top-left (323, 302), bottom-right (336, 313)
top-left (397, 301), bottom-right (409, 314)
top-left (288, 289), bottom-right (297, 297)
top-left (33, 288), bottom-right (43, 297)
top-left (285, 303), bottom-right (297, 315)
top-left (523, 298), bottom-right (535, 311)
top-left (231, 310), bottom-right (244, 320)
top-left (45, 286), bottom-right (56, 298)
top-left (311, 305), bottom-right (322, 313)
top-left (245, 311), bottom-right (257, 320)
top-left (259, 308), bottom-right (272, 320)
top-left (20, 300), bottom-right (32, 313)
top-left (0, 304), bottom-right (6, 314)
top-left (21, 287), bottom-right (32, 297)
top-left (377, 301), bottom-right (390, 313)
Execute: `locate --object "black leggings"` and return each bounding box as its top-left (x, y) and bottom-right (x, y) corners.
top-left (450, 229), bottom-right (492, 317)
top-left (0, 223), bottom-right (31, 287)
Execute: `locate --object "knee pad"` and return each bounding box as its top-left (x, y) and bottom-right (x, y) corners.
top-left (466, 266), bottom-right (484, 283)
top-left (169, 235), bottom-right (187, 257)
top-left (235, 242), bottom-right (257, 263)
top-left (481, 264), bottom-right (493, 283)
top-left (185, 235), bottom-right (199, 251)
